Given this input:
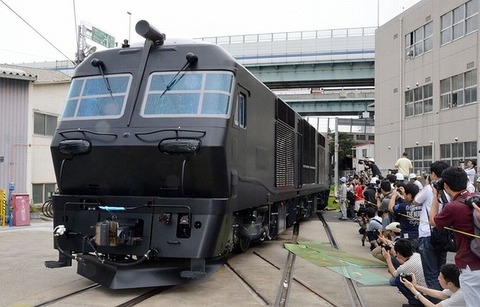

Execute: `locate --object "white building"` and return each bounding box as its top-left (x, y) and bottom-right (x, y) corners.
top-left (375, 0), bottom-right (478, 176)
top-left (0, 65), bottom-right (70, 204)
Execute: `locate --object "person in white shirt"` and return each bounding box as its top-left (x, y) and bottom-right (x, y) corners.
top-left (409, 173), bottom-right (423, 191)
top-left (400, 263), bottom-right (465, 307)
top-left (382, 238), bottom-right (427, 306)
top-left (413, 161), bottom-right (450, 291)
top-left (464, 159), bottom-right (476, 184)
top-left (338, 177), bottom-right (348, 220)
top-left (464, 160), bottom-right (476, 193)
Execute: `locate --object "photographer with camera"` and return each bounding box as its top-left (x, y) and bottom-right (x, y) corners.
top-left (366, 158), bottom-right (383, 179)
top-left (413, 161), bottom-right (450, 292)
top-left (381, 238), bottom-right (426, 306)
top-left (429, 166), bottom-right (480, 306)
top-left (388, 183), bottom-right (421, 250)
top-left (400, 263), bottom-right (465, 307)
top-left (372, 222), bottom-right (402, 263)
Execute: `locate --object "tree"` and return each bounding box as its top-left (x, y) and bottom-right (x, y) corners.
top-left (328, 132), bottom-right (358, 173)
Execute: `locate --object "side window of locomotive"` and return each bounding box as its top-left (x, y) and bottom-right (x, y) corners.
top-left (141, 71), bottom-right (233, 117)
top-left (234, 92), bottom-right (247, 128)
top-left (62, 74), bottom-right (131, 120)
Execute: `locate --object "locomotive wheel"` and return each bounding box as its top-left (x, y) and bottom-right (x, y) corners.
top-left (235, 236), bottom-right (251, 253)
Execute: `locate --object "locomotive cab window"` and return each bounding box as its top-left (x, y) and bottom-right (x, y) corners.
top-left (141, 71), bottom-right (234, 117)
top-left (235, 92), bottom-right (247, 128)
top-left (62, 74), bottom-right (131, 120)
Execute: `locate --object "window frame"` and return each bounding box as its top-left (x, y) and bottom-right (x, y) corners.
top-left (34, 112), bottom-right (58, 136)
top-left (140, 71), bottom-right (234, 118)
top-left (441, 1), bottom-right (478, 46)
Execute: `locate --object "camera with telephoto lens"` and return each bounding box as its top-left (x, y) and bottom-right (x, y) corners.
top-left (464, 195), bottom-right (480, 208)
top-left (380, 243), bottom-right (391, 251)
top-left (400, 272), bottom-right (413, 282)
top-left (432, 178), bottom-right (444, 191)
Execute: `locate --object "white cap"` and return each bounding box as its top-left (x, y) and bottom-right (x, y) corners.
top-left (395, 173), bottom-right (404, 181)
top-left (386, 222), bottom-right (401, 233)
top-left (370, 177), bottom-right (378, 184)
top-left (408, 173), bottom-right (417, 180)
top-left (340, 177), bottom-right (346, 183)
top-left (368, 158), bottom-right (375, 162)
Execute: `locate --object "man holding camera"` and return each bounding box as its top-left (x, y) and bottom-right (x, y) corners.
top-left (429, 166), bottom-right (480, 306)
top-left (413, 161), bottom-right (449, 292)
top-left (381, 238), bottom-right (426, 306)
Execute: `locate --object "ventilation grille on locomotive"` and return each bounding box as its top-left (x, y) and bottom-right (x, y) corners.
top-left (275, 121), bottom-right (295, 187)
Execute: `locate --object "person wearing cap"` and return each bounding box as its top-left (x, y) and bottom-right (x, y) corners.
top-left (371, 222), bottom-right (402, 263)
top-left (366, 158), bottom-right (382, 178)
top-left (337, 177), bottom-right (348, 220)
top-left (396, 173), bottom-right (405, 185)
top-left (363, 177), bottom-right (378, 207)
top-left (409, 173), bottom-right (423, 191)
top-left (395, 152), bottom-right (413, 178)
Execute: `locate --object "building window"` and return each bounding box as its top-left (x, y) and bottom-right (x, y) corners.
top-left (440, 141), bottom-right (477, 167)
top-left (405, 146), bottom-right (432, 175)
top-left (32, 183), bottom-right (56, 204)
top-left (34, 112), bottom-right (57, 136)
top-left (441, 0), bottom-right (478, 45)
top-left (465, 69), bottom-right (477, 104)
top-left (466, 0), bottom-right (479, 34)
top-left (440, 69), bottom-right (477, 110)
top-left (405, 83), bottom-right (433, 117)
top-left (405, 21), bottom-right (433, 59)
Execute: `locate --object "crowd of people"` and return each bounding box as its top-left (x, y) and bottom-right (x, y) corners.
top-left (337, 153), bottom-right (480, 307)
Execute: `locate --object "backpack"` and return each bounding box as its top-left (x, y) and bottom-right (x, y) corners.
top-left (470, 208), bottom-right (480, 258)
top-left (458, 193), bottom-right (480, 258)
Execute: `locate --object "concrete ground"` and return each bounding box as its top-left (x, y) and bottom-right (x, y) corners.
top-left (1, 212), bottom-right (453, 307)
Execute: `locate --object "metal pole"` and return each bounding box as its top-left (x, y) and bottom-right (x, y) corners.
top-left (127, 11), bottom-right (132, 42)
top-left (377, 0), bottom-right (380, 27)
top-left (334, 117), bottom-right (339, 197)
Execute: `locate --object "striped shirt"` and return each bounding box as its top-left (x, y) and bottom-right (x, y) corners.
top-left (393, 253), bottom-right (427, 287)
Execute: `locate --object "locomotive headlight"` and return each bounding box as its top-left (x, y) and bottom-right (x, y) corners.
top-left (59, 139), bottom-right (92, 156)
top-left (159, 138), bottom-right (201, 154)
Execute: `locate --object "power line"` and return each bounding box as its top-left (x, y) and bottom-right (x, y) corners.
top-left (0, 0), bottom-right (76, 65)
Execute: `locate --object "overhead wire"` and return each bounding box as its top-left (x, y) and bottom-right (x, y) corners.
top-left (0, 0), bottom-right (76, 64)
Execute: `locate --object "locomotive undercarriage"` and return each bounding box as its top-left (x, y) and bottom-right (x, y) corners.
top-left (231, 194), bottom-right (319, 253)
top-left (46, 192), bottom-right (319, 288)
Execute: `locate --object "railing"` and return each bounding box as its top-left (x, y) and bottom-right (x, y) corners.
top-left (196, 27), bottom-right (376, 45)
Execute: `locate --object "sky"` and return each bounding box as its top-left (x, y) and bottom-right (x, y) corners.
top-left (0, 0), bottom-right (422, 64)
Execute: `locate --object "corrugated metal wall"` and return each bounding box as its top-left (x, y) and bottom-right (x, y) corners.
top-left (0, 78), bottom-right (30, 193)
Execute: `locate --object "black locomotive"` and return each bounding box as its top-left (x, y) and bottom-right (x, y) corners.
top-left (46, 21), bottom-right (329, 289)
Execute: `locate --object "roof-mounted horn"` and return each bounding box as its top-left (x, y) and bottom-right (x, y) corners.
top-left (135, 20), bottom-right (166, 45)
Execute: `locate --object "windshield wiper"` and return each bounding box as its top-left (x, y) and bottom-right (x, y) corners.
top-left (91, 58), bottom-right (115, 101)
top-left (157, 52), bottom-right (198, 100)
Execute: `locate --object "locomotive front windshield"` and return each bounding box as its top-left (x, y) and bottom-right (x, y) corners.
top-left (141, 71), bottom-right (234, 118)
top-left (62, 74), bottom-right (132, 120)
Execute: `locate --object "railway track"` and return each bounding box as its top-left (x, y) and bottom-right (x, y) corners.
top-left (7, 212), bottom-right (399, 306)
top-left (317, 212), bottom-right (367, 307)
top-left (29, 283), bottom-right (171, 307)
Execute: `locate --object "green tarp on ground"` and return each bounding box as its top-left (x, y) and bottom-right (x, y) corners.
top-left (285, 242), bottom-right (390, 286)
